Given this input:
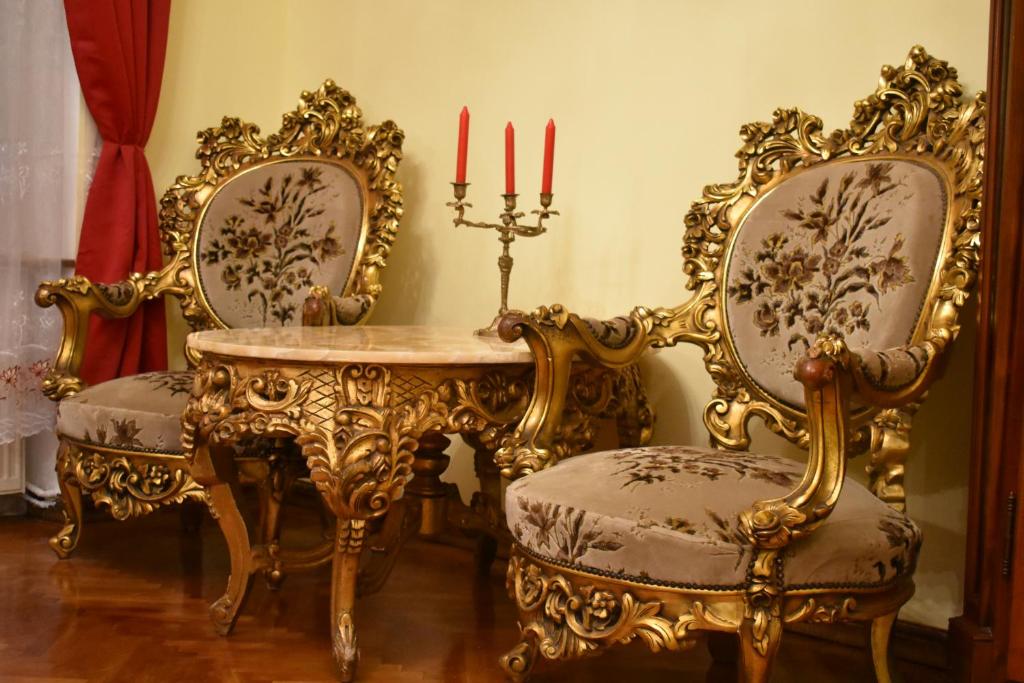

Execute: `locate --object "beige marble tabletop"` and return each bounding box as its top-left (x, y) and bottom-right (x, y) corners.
top-left (187, 325), bottom-right (534, 365)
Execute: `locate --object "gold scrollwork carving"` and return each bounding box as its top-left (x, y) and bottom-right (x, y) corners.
top-left (784, 596), bottom-right (858, 625)
top-left (50, 441), bottom-right (206, 558)
top-left (501, 553), bottom-right (736, 680)
top-left (867, 407), bottom-right (915, 512)
top-left (59, 443), bottom-right (205, 520)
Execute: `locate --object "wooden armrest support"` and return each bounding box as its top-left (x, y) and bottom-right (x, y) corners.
top-left (301, 286), bottom-right (375, 326)
top-left (35, 267), bottom-right (181, 400)
top-left (740, 333), bottom-right (946, 552)
top-left (741, 349), bottom-right (853, 551)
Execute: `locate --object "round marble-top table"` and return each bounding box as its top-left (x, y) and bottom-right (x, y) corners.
top-left (181, 325), bottom-right (651, 681)
top-left (188, 325), bottom-right (535, 364)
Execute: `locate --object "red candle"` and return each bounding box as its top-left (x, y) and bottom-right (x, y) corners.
top-left (505, 122), bottom-right (515, 195)
top-left (455, 106), bottom-right (470, 183)
top-left (541, 119), bottom-right (556, 194)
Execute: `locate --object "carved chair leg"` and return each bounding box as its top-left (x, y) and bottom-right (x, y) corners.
top-left (499, 628), bottom-right (539, 682)
top-left (191, 440), bottom-right (255, 636)
top-left (738, 617), bottom-right (781, 683)
top-left (332, 517), bottom-right (366, 682)
top-left (871, 610), bottom-right (899, 683)
top-left (50, 443), bottom-right (83, 559)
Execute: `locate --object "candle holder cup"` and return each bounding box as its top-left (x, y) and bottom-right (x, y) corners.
top-left (447, 182), bottom-right (558, 335)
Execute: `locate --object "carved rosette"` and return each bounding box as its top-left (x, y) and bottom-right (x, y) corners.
top-left (57, 443), bottom-right (205, 519)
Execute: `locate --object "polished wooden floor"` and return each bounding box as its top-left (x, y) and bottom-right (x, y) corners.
top-left (0, 502), bottom-right (948, 682)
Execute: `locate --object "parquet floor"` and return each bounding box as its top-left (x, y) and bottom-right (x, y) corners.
top-left (0, 502), bottom-right (947, 682)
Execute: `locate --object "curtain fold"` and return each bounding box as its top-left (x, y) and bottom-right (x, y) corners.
top-left (64, 0), bottom-right (170, 385)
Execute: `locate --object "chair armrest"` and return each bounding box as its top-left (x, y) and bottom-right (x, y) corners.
top-left (739, 334), bottom-right (944, 552)
top-left (495, 292), bottom-right (714, 478)
top-left (35, 269), bottom-right (178, 400)
top-left (846, 341), bottom-right (941, 407)
top-left (302, 286), bottom-right (374, 326)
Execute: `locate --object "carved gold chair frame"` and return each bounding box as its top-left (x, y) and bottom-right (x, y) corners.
top-left (36, 81), bottom-right (404, 559)
top-left (494, 46), bottom-right (984, 682)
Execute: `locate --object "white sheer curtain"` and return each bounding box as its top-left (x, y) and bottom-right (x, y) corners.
top-left (0, 1), bottom-right (96, 446)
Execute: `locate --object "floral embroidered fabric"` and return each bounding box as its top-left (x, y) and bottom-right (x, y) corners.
top-left (56, 372), bottom-right (193, 453)
top-left (196, 161), bottom-right (364, 328)
top-left (853, 344), bottom-right (931, 390)
top-left (582, 316), bottom-right (636, 349)
top-left (506, 445), bottom-right (921, 589)
top-left (724, 159), bottom-right (946, 407)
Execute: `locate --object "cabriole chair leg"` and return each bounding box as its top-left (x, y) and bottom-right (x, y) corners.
top-left (871, 610), bottom-right (899, 683)
top-left (499, 629), bottom-right (539, 682)
top-left (50, 443), bottom-right (83, 559)
top-left (738, 618), bottom-right (781, 683)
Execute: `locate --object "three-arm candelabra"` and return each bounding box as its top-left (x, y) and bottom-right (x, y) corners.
top-left (448, 183), bottom-right (558, 335)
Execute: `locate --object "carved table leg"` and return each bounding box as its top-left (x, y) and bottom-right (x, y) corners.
top-left (358, 497), bottom-right (419, 597)
top-left (190, 435), bottom-right (256, 636)
top-left (259, 448), bottom-right (292, 590)
top-left (406, 432), bottom-right (453, 538)
top-left (466, 435), bottom-right (505, 574)
top-left (332, 517), bottom-right (366, 681)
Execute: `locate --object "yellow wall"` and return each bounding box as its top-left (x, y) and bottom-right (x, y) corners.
top-left (148, 0), bottom-right (989, 629)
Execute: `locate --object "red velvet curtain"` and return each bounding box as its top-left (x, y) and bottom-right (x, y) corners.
top-left (65, 0), bottom-right (170, 385)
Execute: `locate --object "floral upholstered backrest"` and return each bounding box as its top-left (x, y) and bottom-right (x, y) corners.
top-left (675, 46), bottom-right (984, 448)
top-left (195, 160), bottom-right (364, 327)
top-left (723, 158), bottom-right (947, 407)
top-left (157, 80), bottom-right (403, 334)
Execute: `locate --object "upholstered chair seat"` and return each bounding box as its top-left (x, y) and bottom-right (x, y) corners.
top-left (506, 446), bottom-right (921, 589)
top-left (55, 371), bottom-right (193, 454)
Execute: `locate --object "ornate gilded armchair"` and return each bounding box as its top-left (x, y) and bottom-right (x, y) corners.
top-left (494, 47), bottom-right (983, 682)
top-left (36, 81), bottom-right (404, 559)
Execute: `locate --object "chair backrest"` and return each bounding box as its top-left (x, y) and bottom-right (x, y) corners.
top-left (680, 46), bottom-right (984, 448)
top-left (158, 80), bottom-right (403, 331)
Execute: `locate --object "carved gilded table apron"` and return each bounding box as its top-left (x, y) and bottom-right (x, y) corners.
top-left (180, 326), bottom-right (650, 680)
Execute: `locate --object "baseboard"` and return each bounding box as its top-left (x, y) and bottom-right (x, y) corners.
top-left (947, 615), bottom-right (996, 682)
top-left (0, 492), bottom-right (27, 516)
top-left (24, 486), bottom-right (64, 523)
top-left (787, 619), bottom-right (947, 670)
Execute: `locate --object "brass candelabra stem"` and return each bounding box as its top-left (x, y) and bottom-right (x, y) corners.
top-left (448, 182), bottom-right (558, 335)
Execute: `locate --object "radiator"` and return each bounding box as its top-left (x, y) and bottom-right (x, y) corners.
top-left (0, 440), bottom-right (25, 495)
